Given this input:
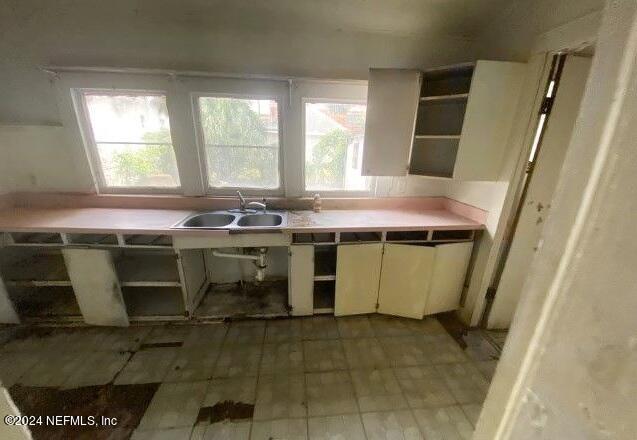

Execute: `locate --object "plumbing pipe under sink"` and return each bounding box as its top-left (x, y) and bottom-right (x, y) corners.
top-left (212, 247), bottom-right (268, 282)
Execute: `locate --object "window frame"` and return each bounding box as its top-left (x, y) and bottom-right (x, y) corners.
top-left (74, 88), bottom-right (183, 194)
top-left (192, 91), bottom-right (285, 196)
top-left (301, 96), bottom-right (375, 197)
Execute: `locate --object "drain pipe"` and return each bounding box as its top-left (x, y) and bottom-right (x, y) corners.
top-left (212, 248), bottom-right (268, 282)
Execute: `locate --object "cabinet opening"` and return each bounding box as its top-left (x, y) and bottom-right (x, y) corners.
top-left (314, 245), bottom-right (337, 279)
top-left (409, 138), bottom-right (459, 178)
top-left (313, 279), bottom-right (335, 313)
top-left (386, 230), bottom-right (429, 241)
top-left (421, 64), bottom-right (474, 97)
top-left (67, 233), bottom-right (118, 246)
top-left (7, 286), bottom-right (81, 319)
top-left (414, 100), bottom-right (467, 136)
top-left (123, 234), bottom-right (173, 247)
top-left (194, 280), bottom-right (288, 319)
top-left (339, 231), bottom-right (382, 243)
top-left (0, 248), bottom-right (69, 286)
top-left (114, 249), bottom-right (181, 287)
top-left (9, 232), bottom-right (63, 245)
top-left (431, 230), bottom-right (474, 241)
top-left (293, 232), bottom-right (336, 244)
top-left (123, 286), bottom-right (186, 318)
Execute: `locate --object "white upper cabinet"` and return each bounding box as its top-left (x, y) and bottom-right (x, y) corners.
top-left (363, 61), bottom-right (526, 180)
top-left (362, 69), bottom-right (422, 176)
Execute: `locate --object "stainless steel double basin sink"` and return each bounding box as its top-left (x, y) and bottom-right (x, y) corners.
top-left (172, 211), bottom-right (286, 231)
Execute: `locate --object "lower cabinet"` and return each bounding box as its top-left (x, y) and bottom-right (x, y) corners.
top-left (339, 242), bottom-right (473, 319)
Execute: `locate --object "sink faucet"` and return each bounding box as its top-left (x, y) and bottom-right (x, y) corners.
top-left (236, 191), bottom-right (267, 213)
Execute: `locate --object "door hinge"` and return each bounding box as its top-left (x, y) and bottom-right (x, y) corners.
top-left (540, 96), bottom-right (554, 115)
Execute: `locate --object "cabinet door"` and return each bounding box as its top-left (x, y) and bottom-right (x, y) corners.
top-left (288, 245), bottom-right (314, 316)
top-left (0, 276), bottom-right (19, 324)
top-left (335, 244), bottom-right (383, 316)
top-left (378, 244), bottom-right (435, 319)
top-left (362, 69), bottom-right (422, 176)
top-left (424, 242), bottom-right (473, 315)
top-left (63, 249), bottom-right (129, 327)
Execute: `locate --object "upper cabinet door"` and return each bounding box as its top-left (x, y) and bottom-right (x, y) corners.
top-left (362, 69), bottom-right (422, 176)
top-left (453, 60), bottom-right (526, 180)
top-left (335, 244), bottom-right (383, 316)
top-left (377, 243), bottom-right (435, 319)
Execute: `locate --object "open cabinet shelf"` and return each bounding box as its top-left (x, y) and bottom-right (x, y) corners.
top-left (115, 250), bottom-right (181, 287)
top-left (1, 249), bottom-right (70, 286)
top-left (409, 137), bottom-right (459, 178)
top-left (313, 279), bottom-right (335, 314)
top-left (314, 245), bottom-right (337, 281)
top-left (122, 286), bottom-right (186, 319)
top-left (7, 286), bottom-right (81, 320)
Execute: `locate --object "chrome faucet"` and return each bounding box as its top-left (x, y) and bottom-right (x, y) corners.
top-left (236, 191), bottom-right (267, 213)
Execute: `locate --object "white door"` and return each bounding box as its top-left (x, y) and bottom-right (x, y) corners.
top-left (377, 244), bottom-right (435, 319)
top-left (288, 245), bottom-right (314, 316)
top-left (424, 242), bottom-right (473, 315)
top-left (362, 69), bottom-right (422, 176)
top-left (488, 55), bottom-right (592, 329)
top-left (63, 248), bottom-right (129, 327)
top-left (335, 244), bottom-right (383, 316)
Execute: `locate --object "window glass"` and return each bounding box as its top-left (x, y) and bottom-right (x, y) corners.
top-left (83, 93), bottom-right (180, 188)
top-left (198, 96), bottom-right (280, 189)
top-left (304, 102), bottom-right (369, 191)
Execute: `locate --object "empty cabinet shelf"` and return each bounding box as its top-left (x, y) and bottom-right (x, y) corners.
top-left (115, 251), bottom-right (181, 287)
top-left (7, 286), bottom-right (81, 319)
top-left (123, 234), bottom-right (173, 247)
top-left (1, 251), bottom-right (70, 286)
top-left (9, 232), bottom-right (63, 246)
top-left (67, 233), bottom-right (118, 246)
top-left (314, 245), bottom-right (337, 280)
top-left (122, 286), bottom-right (186, 318)
top-left (313, 280), bottom-right (335, 314)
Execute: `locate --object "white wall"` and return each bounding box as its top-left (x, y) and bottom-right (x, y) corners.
top-left (475, 0), bottom-right (637, 437)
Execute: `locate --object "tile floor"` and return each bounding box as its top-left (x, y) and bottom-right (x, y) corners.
top-left (0, 315), bottom-right (501, 439)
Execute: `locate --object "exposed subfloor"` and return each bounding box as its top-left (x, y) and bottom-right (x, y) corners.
top-left (0, 315), bottom-right (500, 439)
top-left (194, 280), bottom-right (289, 319)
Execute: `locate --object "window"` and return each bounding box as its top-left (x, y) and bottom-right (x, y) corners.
top-left (196, 96), bottom-right (281, 190)
top-left (81, 92), bottom-right (180, 189)
top-left (304, 101), bottom-right (370, 192)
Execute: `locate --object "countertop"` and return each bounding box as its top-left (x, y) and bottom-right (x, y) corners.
top-left (0, 207), bottom-right (484, 235)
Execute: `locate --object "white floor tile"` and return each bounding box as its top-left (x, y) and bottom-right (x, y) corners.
top-left (303, 340), bottom-right (347, 372)
top-left (254, 373), bottom-right (306, 420)
top-left (165, 346), bottom-right (221, 382)
top-left (18, 351), bottom-right (84, 387)
top-left (251, 418), bottom-right (307, 440)
top-left (369, 316), bottom-right (414, 337)
top-left (131, 426), bottom-right (194, 439)
top-left (301, 316), bottom-right (339, 340)
top-left (394, 366), bottom-right (456, 408)
top-left (378, 336), bottom-right (430, 367)
top-left (413, 406), bottom-right (474, 440)
top-left (182, 324), bottom-right (228, 348)
top-left (0, 352), bottom-right (39, 386)
top-left (474, 360), bottom-right (497, 381)
top-left (225, 321), bottom-right (265, 345)
top-left (350, 368), bottom-right (408, 412)
top-left (62, 351), bottom-right (130, 388)
top-left (461, 403), bottom-right (483, 427)
top-left (308, 414), bottom-right (366, 440)
top-left (342, 338), bottom-right (389, 369)
top-left (336, 316), bottom-right (375, 339)
top-left (361, 410), bottom-right (423, 440)
top-left (203, 377), bottom-right (258, 407)
top-left (265, 319), bottom-right (303, 343)
top-left (137, 381), bottom-right (208, 431)
top-left (421, 335), bottom-right (468, 364)
top-left (260, 342), bottom-right (304, 374)
top-left (306, 371), bottom-right (358, 417)
top-left (190, 420), bottom-right (251, 440)
top-left (436, 363), bottom-right (489, 404)
top-left (213, 344), bottom-right (262, 378)
top-left (114, 347), bottom-right (179, 385)
top-left (143, 325), bottom-right (193, 345)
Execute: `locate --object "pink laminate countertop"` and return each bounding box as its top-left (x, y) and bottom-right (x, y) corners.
top-left (285, 209), bottom-right (483, 232)
top-left (0, 208), bottom-right (222, 236)
top-left (0, 207), bottom-right (483, 235)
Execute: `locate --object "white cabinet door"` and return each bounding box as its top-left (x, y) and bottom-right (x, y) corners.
top-left (0, 276), bottom-right (19, 324)
top-left (288, 245), bottom-right (314, 316)
top-left (362, 69), bottom-right (422, 176)
top-left (335, 244), bottom-right (383, 316)
top-left (63, 249), bottom-right (129, 327)
top-left (424, 242), bottom-right (473, 315)
top-left (377, 244), bottom-right (435, 319)
top-left (453, 60), bottom-right (526, 180)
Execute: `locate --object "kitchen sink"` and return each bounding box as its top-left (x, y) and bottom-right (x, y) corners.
top-left (237, 213), bottom-right (283, 227)
top-left (172, 211), bottom-right (286, 230)
top-left (178, 212), bottom-right (236, 228)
